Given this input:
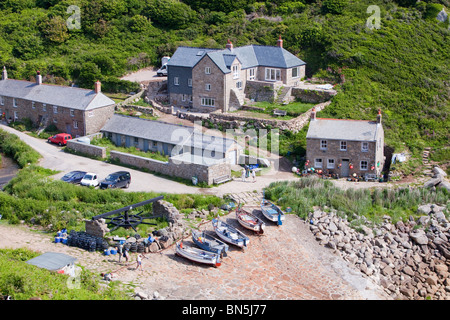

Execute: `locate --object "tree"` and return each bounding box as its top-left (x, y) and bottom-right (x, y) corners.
top-left (322, 0), bottom-right (348, 14)
top-left (41, 16), bottom-right (70, 43)
top-left (144, 0), bottom-right (197, 29)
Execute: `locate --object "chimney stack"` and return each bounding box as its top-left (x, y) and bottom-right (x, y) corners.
top-left (376, 109), bottom-right (382, 124)
top-left (277, 35), bottom-right (283, 48)
top-left (94, 80), bottom-right (101, 93)
top-left (1, 66), bottom-right (7, 80)
top-left (310, 108), bottom-right (316, 121)
top-left (36, 70), bottom-right (42, 85)
top-left (226, 39), bottom-right (233, 51)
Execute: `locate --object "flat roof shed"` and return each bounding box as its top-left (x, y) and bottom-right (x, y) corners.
top-left (26, 252), bottom-right (77, 271)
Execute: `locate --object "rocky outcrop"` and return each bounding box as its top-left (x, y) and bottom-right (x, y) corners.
top-left (308, 203), bottom-right (450, 300)
top-left (424, 166), bottom-right (449, 192)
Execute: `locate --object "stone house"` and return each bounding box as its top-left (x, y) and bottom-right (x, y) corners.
top-left (0, 67), bottom-right (115, 137)
top-left (305, 109), bottom-right (385, 178)
top-left (166, 37), bottom-right (306, 112)
top-left (100, 114), bottom-right (242, 165)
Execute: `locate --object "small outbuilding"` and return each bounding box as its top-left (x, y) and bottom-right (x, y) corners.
top-left (26, 252), bottom-right (77, 272)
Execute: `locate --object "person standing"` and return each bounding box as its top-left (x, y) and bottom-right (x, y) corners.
top-left (136, 254), bottom-right (143, 271)
top-left (117, 241), bottom-right (123, 263)
top-left (241, 167), bottom-right (246, 182)
top-left (251, 169), bottom-right (256, 183)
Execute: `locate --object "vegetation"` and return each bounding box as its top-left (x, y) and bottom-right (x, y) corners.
top-left (0, 129), bottom-right (41, 168)
top-left (265, 177), bottom-right (449, 225)
top-left (0, 248), bottom-right (132, 300)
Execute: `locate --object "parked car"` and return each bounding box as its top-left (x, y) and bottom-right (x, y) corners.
top-left (99, 171), bottom-right (131, 189)
top-left (80, 173), bottom-right (99, 187)
top-left (48, 133), bottom-right (72, 146)
top-left (61, 171), bottom-right (87, 184)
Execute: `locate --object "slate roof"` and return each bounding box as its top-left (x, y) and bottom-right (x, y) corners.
top-left (101, 114), bottom-right (238, 152)
top-left (0, 79), bottom-right (115, 111)
top-left (168, 44), bottom-right (306, 74)
top-left (306, 118), bottom-right (381, 142)
top-left (26, 252), bottom-right (77, 271)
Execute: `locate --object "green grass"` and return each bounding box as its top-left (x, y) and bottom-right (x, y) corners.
top-left (0, 248), bottom-right (132, 300)
top-left (250, 100), bottom-right (316, 117)
top-left (264, 177), bottom-right (449, 225)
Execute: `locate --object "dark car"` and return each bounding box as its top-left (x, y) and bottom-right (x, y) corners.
top-left (99, 171), bottom-right (131, 189)
top-left (61, 171), bottom-right (87, 184)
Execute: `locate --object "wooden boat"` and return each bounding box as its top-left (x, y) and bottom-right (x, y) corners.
top-left (191, 229), bottom-right (229, 257)
top-left (211, 218), bottom-right (249, 248)
top-left (175, 241), bottom-right (221, 267)
top-left (235, 206), bottom-right (265, 234)
top-left (260, 199), bottom-right (285, 225)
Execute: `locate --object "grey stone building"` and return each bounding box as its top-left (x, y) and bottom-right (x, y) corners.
top-left (166, 37), bottom-right (306, 112)
top-left (101, 114), bottom-right (242, 165)
top-left (305, 109), bottom-right (385, 178)
top-left (0, 67), bottom-right (115, 137)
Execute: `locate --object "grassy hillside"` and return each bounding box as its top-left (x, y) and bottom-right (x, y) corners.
top-left (0, 0), bottom-right (448, 161)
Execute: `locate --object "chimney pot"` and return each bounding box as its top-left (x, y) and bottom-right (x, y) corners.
top-left (277, 35), bottom-right (283, 48)
top-left (36, 70), bottom-right (42, 85)
top-left (226, 39), bottom-right (233, 51)
top-left (311, 108), bottom-right (316, 121)
top-left (1, 66), bottom-right (7, 81)
top-left (377, 109), bottom-right (382, 124)
top-left (94, 80), bottom-right (101, 93)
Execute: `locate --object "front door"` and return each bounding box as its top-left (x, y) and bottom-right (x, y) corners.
top-left (341, 159), bottom-right (350, 177)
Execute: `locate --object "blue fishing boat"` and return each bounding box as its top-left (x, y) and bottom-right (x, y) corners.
top-left (260, 199), bottom-right (285, 225)
top-left (211, 218), bottom-right (249, 248)
top-left (192, 229), bottom-right (229, 257)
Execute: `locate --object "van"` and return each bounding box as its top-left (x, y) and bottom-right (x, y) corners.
top-left (48, 133), bottom-right (72, 146)
top-left (156, 64), bottom-right (167, 77)
top-left (99, 171), bottom-right (131, 189)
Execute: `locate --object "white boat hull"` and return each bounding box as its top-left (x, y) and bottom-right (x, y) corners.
top-left (175, 242), bottom-right (221, 267)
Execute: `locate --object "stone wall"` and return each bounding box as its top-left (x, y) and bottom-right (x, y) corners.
top-left (291, 87), bottom-right (337, 104)
top-left (109, 150), bottom-right (231, 185)
top-left (66, 133), bottom-right (107, 159)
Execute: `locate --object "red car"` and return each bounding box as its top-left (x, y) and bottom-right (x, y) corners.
top-left (48, 133), bottom-right (72, 146)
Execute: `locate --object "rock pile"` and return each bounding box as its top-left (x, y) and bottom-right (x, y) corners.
top-left (424, 166), bottom-right (449, 192)
top-left (308, 203), bottom-right (450, 300)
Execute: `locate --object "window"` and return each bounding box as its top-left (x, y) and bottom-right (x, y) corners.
top-left (314, 158), bottom-right (323, 168)
top-left (14, 111), bottom-right (18, 120)
top-left (201, 97), bottom-right (215, 107)
top-left (340, 141), bottom-right (347, 151)
top-left (134, 137), bottom-right (139, 146)
top-left (32, 101), bottom-right (35, 109)
top-left (70, 109), bottom-right (75, 117)
top-left (53, 106), bottom-right (58, 114)
top-left (0, 96), bottom-right (3, 105)
top-left (13, 98), bottom-right (17, 107)
top-left (53, 118), bottom-right (57, 123)
top-left (236, 81), bottom-right (242, 89)
top-left (205, 84), bottom-right (211, 91)
top-left (205, 67), bottom-right (211, 74)
top-left (174, 77), bottom-right (179, 85)
top-left (42, 104), bottom-right (46, 111)
top-left (73, 120), bottom-right (78, 129)
top-left (188, 78), bottom-right (192, 87)
top-left (265, 68), bottom-right (281, 81)
top-left (320, 140), bottom-right (327, 150)
top-left (182, 94), bottom-right (186, 102)
top-left (152, 141), bottom-right (157, 147)
top-left (88, 111), bottom-right (94, 117)
top-left (327, 159), bottom-right (335, 169)
top-left (232, 65), bottom-right (239, 79)
top-left (292, 67), bottom-right (300, 78)
top-left (360, 161), bottom-right (368, 170)
top-left (361, 142), bottom-right (369, 152)
top-left (249, 68), bottom-right (256, 80)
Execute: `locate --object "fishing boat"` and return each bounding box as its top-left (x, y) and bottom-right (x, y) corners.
top-left (175, 241), bottom-right (221, 267)
top-left (211, 218), bottom-right (249, 248)
top-left (260, 199), bottom-right (285, 225)
top-left (235, 205), bottom-right (265, 234)
top-left (191, 229), bottom-right (229, 257)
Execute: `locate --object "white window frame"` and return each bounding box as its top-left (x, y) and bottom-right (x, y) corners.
top-left (205, 84), bottom-right (211, 91)
top-left (13, 98), bottom-right (17, 107)
top-left (232, 65), bottom-right (239, 79)
top-left (53, 118), bottom-right (57, 123)
top-left (73, 120), bottom-right (78, 129)
top-left (0, 96), bottom-right (4, 106)
top-left (205, 67), bottom-right (211, 75)
top-left (265, 68), bottom-right (281, 81)
top-left (361, 142), bottom-right (369, 152)
top-left (14, 111), bottom-right (18, 120)
top-left (236, 81), bottom-right (242, 89)
top-left (320, 140), bottom-right (327, 150)
top-left (70, 109), bottom-right (75, 117)
top-left (201, 97), bottom-right (215, 107)
top-left (188, 78), bottom-right (192, 87)
top-left (182, 94), bottom-right (186, 102)
top-left (53, 105), bottom-right (58, 114)
top-left (174, 77), bottom-right (179, 86)
top-left (327, 159), bottom-right (335, 169)
top-left (42, 104), bottom-right (46, 112)
top-left (249, 68), bottom-right (256, 80)
top-left (314, 158), bottom-right (323, 168)
top-left (340, 141), bottom-right (347, 151)
top-left (360, 160), bottom-right (368, 171)
top-left (32, 101), bottom-right (36, 109)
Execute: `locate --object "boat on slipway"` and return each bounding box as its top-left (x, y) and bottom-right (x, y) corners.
top-left (175, 241), bottom-right (221, 267)
top-left (211, 218), bottom-right (249, 248)
top-left (191, 229), bottom-right (229, 257)
top-left (260, 199), bottom-right (285, 225)
top-left (235, 205), bottom-right (265, 234)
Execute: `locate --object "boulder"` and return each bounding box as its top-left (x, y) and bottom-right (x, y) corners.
top-left (410, 230), bottom-right (429, 245)
top-left (437, 180), bottom-right (450, 192)
top-left (424, 176), bottom-right (443, 188)
top-left (417, 204), bottom-right (432, 215)
top-left (432, 166), bottom-right (447, 177)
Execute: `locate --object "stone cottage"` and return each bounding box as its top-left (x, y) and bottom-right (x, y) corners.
top-left (166, 37), bottom-right (306, 112)
top-left (100, 114), bottom-right (242, 165)
top-left (305, 109), bottom-right (385, 178)
top-left (0, 67), bottom-right (115, 137)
